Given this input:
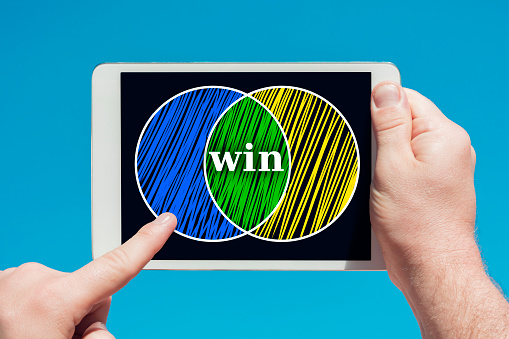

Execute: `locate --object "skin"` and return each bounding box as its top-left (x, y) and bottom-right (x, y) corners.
top-left (0, 83), bottom-right (507, 338)
top-left (370, 82), bottom-right (508, 337)
top-left (0, 213), bottom-right (177, 338)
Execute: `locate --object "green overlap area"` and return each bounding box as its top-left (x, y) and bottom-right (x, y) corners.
top-left (204, 96), bottom-right (290, 231)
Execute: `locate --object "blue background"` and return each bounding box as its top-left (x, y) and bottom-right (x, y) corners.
top-left (1, 1), bottom-right (507, 337)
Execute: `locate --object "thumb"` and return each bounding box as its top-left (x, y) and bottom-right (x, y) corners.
top-left (371, 81), bottom-right (413, 161)
top-left (82, 322), bottom-right (116, 339)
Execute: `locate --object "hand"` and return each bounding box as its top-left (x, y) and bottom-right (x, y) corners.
top-left (370, 81), bottom-right (478, 288)
top-left (370, 82), bottom-right (508, 337)
top-left (0, 213), bottom-right (177, 339)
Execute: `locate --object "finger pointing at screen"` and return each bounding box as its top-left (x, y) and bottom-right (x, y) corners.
top-left (0, 213), bottom-right (177, 339)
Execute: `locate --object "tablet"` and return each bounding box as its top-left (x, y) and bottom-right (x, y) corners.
top-left (91, 63), bottom-right (400, 270)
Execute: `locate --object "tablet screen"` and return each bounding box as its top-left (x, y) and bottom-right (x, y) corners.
top-left (120, 72), bottom-right (371, 261)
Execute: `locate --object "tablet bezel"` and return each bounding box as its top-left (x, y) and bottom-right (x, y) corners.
top-left (91, 62), bottom-right (400, 270)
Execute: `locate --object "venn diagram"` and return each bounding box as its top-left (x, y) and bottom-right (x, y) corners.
top-left (136, 86), bottom-right (359, 242)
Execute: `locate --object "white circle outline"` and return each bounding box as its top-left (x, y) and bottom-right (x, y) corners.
top-left (243, 86), bottom-right (361, 243)
top-left (135, 85), bottom-right (361, 244)
top-left (134, 86), bottom-right (251, 242)
top-left (202, 93), bottom-right (292, 235)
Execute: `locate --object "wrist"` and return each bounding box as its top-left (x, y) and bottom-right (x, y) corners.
top-left (379, 221), bottom-right (483, 291)
top-left (401, 244), bottom-right (485, 294)
top-left (397, 245), bottom-right (509, 338)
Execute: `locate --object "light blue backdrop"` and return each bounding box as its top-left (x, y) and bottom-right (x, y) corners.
top-left (1, 1), bottom-right (507, 337)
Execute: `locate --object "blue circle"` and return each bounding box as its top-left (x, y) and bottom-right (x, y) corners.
top-left (136, 87), bottom-right (245, 241)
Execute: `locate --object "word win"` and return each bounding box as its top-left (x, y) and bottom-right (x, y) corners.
top-left (209, 143), bottom-right (284, 172)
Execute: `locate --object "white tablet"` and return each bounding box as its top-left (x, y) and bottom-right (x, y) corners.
top-left (91, 62), bottom-right (400, 270)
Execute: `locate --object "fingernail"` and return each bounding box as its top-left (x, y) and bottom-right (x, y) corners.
top-left (83, 322), bottom-right (108, 336)
top-left (94, 322), bottom-right (108, 330)
top-left (373, 84), bottom-right (400, 108)
top-left (155, 213), bottom-right (172, 225)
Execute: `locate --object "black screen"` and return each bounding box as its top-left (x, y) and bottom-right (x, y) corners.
top-left (121, 72), bottom-right (371, 260)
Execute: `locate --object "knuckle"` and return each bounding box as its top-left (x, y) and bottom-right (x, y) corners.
top-left (19, 262), bottom-right (42, 270)
top-left (0, 267), bottom-right (15, 276)
top-left (0, 273), bottom-right (65, 330)
top-left (374, 107), bottom-right (408, 133)
top-left (136, 225), bottom-right (158, 242)
top-left (17, 262), bottom-right (45, 273)
top-left (450, 124), bottom-right (471, 147)
top-left (411, 116), bottom-right (440, 139)
top-left (103, 247), bottom-right (135, 279)
top-left (450, 126), bottom-right (473, 162)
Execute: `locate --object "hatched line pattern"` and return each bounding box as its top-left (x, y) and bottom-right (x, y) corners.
top-left (251, 88), bottom-right (359, 240)
top-left (205, 96), bottom-right (290, 231)
top-left (136, 88), bottom-right (243, 240)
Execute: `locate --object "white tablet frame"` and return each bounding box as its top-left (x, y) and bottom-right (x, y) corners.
top-left (92, 62), bottom-right (400, 270)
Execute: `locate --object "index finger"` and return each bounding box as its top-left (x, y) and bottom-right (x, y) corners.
top-left (68, 213), bottom-right (177, 307)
